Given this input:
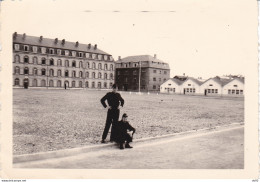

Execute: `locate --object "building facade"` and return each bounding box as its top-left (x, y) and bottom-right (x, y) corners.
top-left (13, 33), bottom-right (115, 89)
top-left (115, 55), bottom-right (170, 92)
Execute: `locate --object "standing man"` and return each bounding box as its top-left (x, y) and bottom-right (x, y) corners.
top-left (100, 84), bottom-right (124, 143)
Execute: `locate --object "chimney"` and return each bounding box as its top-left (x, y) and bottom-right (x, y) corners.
top-left (94, 44), bottom-right (97, 49)
top-left (75, 41), bottom-right (79, 47)
top-left (118, 56), bottom-right (121, 60)
top-left (39, 36), bottom-right (43, 42)
top-left (13, 32), bottom-right (17, 39)
top-left (88, 43), bottom-right (91, 49)
top-left (54, 38), bottom-right (58, 44)
top-left (154, 54), bottom-right (157, 58)
top-left (22, 33), bottom-right (26, 40)
top-left (62, 39), bottom-right (65, 45)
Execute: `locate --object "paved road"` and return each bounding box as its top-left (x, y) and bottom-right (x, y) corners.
top-left (14, 126), bottom-right (244, 169)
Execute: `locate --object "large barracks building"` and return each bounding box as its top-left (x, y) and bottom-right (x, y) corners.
top-left (115, 55), bottom-right (170, 91)
top-left (13, 33), bottom-right (115, 89)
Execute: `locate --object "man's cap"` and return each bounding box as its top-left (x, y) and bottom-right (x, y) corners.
top-left (112, 84), bottom-right (117, 89)
top-left (122, 113), bottom-right (128, 118)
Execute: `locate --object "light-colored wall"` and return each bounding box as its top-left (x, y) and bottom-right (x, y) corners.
top-left (160, 79), bottom-right (181, 94)
top-left (199, 79), bottom-right (223, 95)
top-left (222, 79), bottom-right (244, 95)
top-left (181, 79), bottom-right (201, 94)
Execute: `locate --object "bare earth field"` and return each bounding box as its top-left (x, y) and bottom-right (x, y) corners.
top-left (13, 89), bottom-right (244, 155)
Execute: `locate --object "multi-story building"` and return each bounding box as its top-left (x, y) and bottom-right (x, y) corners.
top-left (13, 33), bottom-right (115, 89)
top-left (115, 55), bottom-right (170, 92)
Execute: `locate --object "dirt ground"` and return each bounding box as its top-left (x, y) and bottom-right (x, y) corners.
top-left (13, 89), bottom-right (244, 155)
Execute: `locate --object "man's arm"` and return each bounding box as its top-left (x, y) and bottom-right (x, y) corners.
top-left (127, 122), bottom-right (136, 133)
top-left (118, 93), bottom-right (124, 107)
top-left (100, 93), bottom-right (108, 108)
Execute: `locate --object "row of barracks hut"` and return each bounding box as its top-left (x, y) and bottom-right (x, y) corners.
top-left (160, 76), bottom-right (244, 96)
top-left (13, 33), bottom-right (244, 96)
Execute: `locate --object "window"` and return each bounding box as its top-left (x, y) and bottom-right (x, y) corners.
top-left (209, 84), bottom-right (213, 86)
top-left (153, 70), bottom-right (157, 73)
top-left (14, 44), bottom-right (20, 51)
top-left (41, 47), bottom-right (46, 54)
top-left (79, 71), bottom-right (83, 78)
top-left (232, 90), bottom-right (235, 94)
top-left (164, 71), bottom-right (167, 74)
top-left (86, 62), bottom-right (90, 69)
top-left (72, 81), bottom-right (76, 88)
top-left (61, 50), bottom-right (65, 55)
top-left (41, 69), bottom-right (46, 76)
top-left (14, 78), bottom-right (20, 86)
top-left (104, 82), bottom-right (107, 88)
top-left (240, 90), bottom-right (243, 94)
top-left (187, 88), bottom-right (189, 93)
top-left (208, 89), bottom-right (211, 93)
top-left (42, 58), bottom-right (46, 65)
top-left (133, 70), bottom-right (137, 75)
top-left (24, 45), bottom-right (29, 51)
top-left (33, 79), bottom-right (37, 87)
top-left (98, 72), bottom-right (102, 79)
top-left (153, 78), bottom-right (156, 81)
top-left (79, 52), bottom-right (83, 57)
top-left (41, 79), bottom-right (46, 87)
top-left (98, 82), bottom-right (101, 88)
top-left (193, 88), bottom-right (195, 93)
top-left (104, 64), bottom-right (108, 70)
top-left (98, 63), bottom-right (102, 70)
top-left (173, 88), bottom-right (175, 92)
top-left (110, 83), bottom-right (113, 88)
top-left (15, 55), bottom-right (20, 62)
top-left (92, 72), bottom-right (95, 78)
top-left (49, 80), bottom-right (54, 87)
top-left (234, 85), bottom-right (238, 87)
top-left (153, 85), bottom-right (156, 89)
top-left (58, 70), bottom-right (61, 77)
top-left (15, 66), bottom-right (20, 74)
top-left (79, 81), bottom-right (83, 88)
top-left (188, 84), bottom-right (191, 86)
top-left (110, 64), bottom-right (113, 71)
top-left (72, 61), bottom-right (76, 67)
top-left (125, 77), bottom-right (128, 82)
top-left (65, 50), bottom-right (70, 56)
top-left (65, 60), bottom-right (69, 67)
top-left (85, 81), bottom-right (89, 88)
top-left (159, 70), bottom-right (161, 74)
top-left (215, 89), bottom-right (218, 93)
top-left (79, 61), bottom-right (83, 68)
top-left (212, 89), bottom-right (214, 93)
top-left (24, 67), bottom-right (29, 75)
top-left (57, 49), bottom-right (61, 55)
top-left (92, 62), bottom-right (96, 69)
top-left (228, 89), bottom-right (231, 94)
top-left (65, 70), bottom-right (69, 77)
top-left (236, 90), bottom-right (239, 94)
top-left (57, 59), bottom-right (62, 66)
top-left (49, 59), bottom-right (54, 66)
top-left (159, 78), bottom-right (161, 82)
top-left (72, 71), bottom-right (76, 78)
top-left (33, 68), bottom-right (37, 75)
top-left (92, 82), bottom-right (95, 88)
top-left (24, 56), bottom-right (29, 63)
top-left (104, 73), bottom-right (107, 79)
top-left (110, 73), bottom-right (113, 80)
top-left (49, 69), bottom-right (54, 77)
top-left (72, 51), bottom-right (76, 57)
top-left (33, 57), bottom-right (38, 64)
top-left (86, 72), bottom-right (89, 78)
top-left (57, 80), bottom-right (62, 87)
top-left (50, 49), bottom-right (54, 54)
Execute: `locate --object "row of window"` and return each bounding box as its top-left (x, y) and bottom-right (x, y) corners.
top-left (153, 77), bottom-right (166, 82)
top-left (184, 88), bottom-right (196, 93)
top-left (14, 55), bottom-right (114, 70)
top-left (14, 44), bottom-right (112, 61)
top-left (14, 78), bottom-right (113, 88)
top-left (14, 67), bottom-right (114, 79)
top-left (117, 69), bottom-right (168, 76)
top-left (153, 69), bottom-right (168, 74)
top-left (207, 89), bottom-right (218, 94)
top-left (164, 87), bottom-right (176, 92)
top-left (228, 89), bottom-right (243, 95)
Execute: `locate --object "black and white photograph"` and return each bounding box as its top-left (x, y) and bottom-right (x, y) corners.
top-left (0, 0), bottom-right (258, 179)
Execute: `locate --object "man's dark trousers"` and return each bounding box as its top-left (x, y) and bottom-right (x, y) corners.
top-left (102, 108), bottom-right (120, 141)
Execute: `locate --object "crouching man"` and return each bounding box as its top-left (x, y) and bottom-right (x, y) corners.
top-left (116, 113), bottom-right (136, 150)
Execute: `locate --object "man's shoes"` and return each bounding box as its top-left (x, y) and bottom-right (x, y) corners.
top-left (101, 139), bottom-right (106, 143)
top-left (125, 143), bottom-right (133, 148)
top-left (120, 143), bottom-right (124, 150)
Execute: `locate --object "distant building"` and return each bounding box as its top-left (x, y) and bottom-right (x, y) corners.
top-left (160, 75), bottom-right (244, 96)
top-left (115, 55), bottom-right (170, 92)
top-left (13, 32), bottom-right (115, 89)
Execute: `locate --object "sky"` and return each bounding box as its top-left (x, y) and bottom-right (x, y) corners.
top-left (2, 0), bottom-right (257, 79)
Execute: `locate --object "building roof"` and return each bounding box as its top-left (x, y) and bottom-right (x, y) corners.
top-left (13, 33), bottom-right (111, 55)
top-left (184, 77), bottom-right (204, 86)
top-left (170, 78), bottom-right (185, 85)
top-left (117, 55), bottom-right (166, 64)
